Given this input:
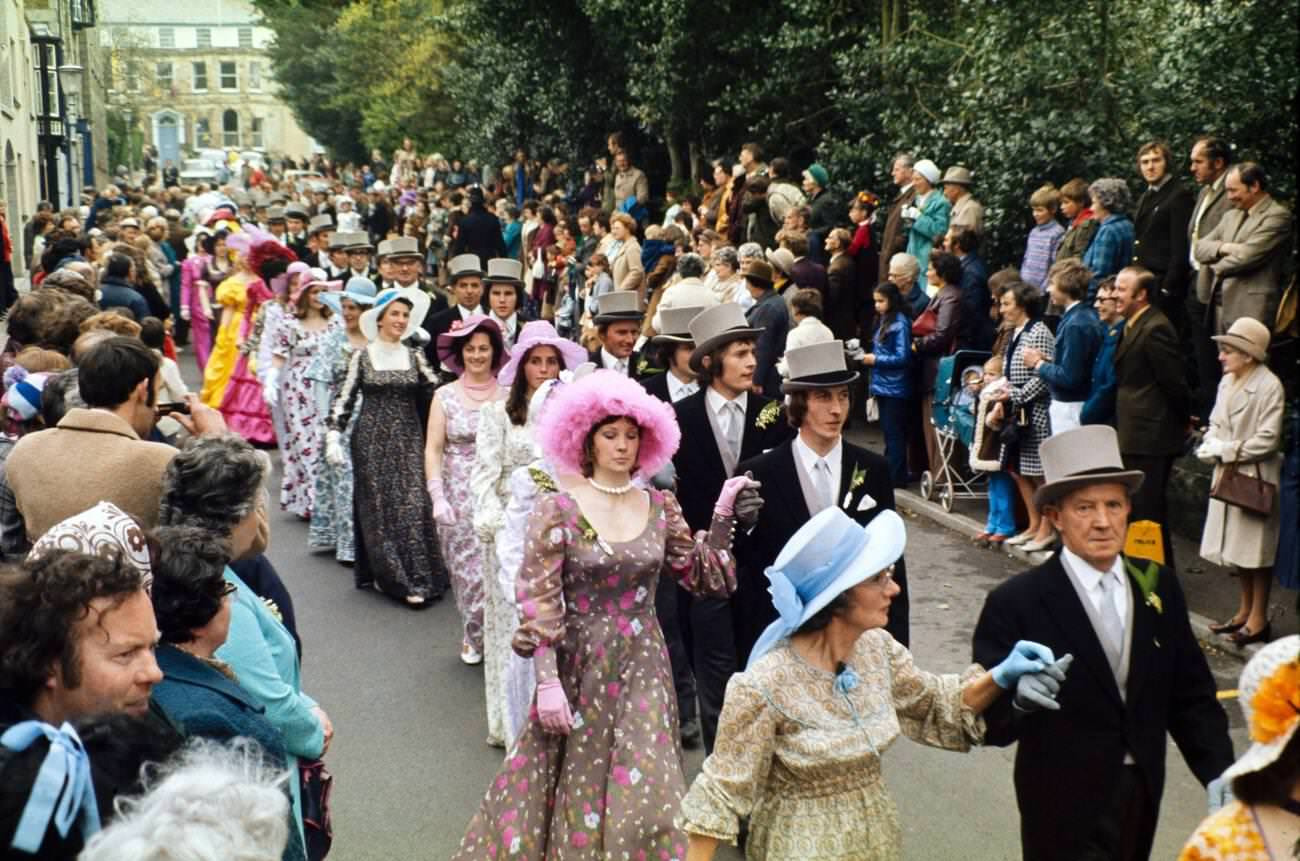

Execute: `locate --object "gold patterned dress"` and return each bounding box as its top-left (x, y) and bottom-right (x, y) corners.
top-left (677, 630), bottom-right (985, 861)
top-left (1179, 802), bottom-right (1278, 860)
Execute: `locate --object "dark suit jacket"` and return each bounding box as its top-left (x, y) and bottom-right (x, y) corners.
top-left (879, 185), bottom-right (917, 285)
top-left (671, 389), bottom-right (795, 532)
top-left (745, 291), bottom-right (790, 399)
top-left (973, 553), bottom-right (1233, 861)
top-left (790, 258), bottom-right (827, 296)
top-left (451, 206), bottom-right (507, 263)
top-left (825, 254), bottom-right (858, 340)
top-left (421, 304), bottom-right (477, 366)
top-left (641, 371), bottom-right (672, 403)
top-left (587, 347), bottom-right (646, 380)
top-left (1114, 305), bottom-right (1191, 456)
top-left (1132, 180), bottom-right (1195, 301)
top-left (735, 440), bottom-right (908, 659)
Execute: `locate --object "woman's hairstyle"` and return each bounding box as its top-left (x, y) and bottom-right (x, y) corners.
top-left (158, 434), bottom-right (269, 535)
top-left (1047, 258), bottom-right (1092, 301)
top-left (711, 246), bottom-right (739, 271)
top-left (675, 252), bottom-right (706, 279)
top-left (453, 324), bottom-right (506, 374)
top-left (987, 266), bottom-right (1022, 298)
top-left (14, 345), bottom-right (71, 373)
top-left (930, 252), bottom-right (962, 287)
top-left (377, 296), bottom-right (413, 325)
top-left (609, 211), bottom-right (636, 233)
top-left (1028, 183), bottom-right (1060, 212)
top-left (79, 738), bottom-right (291, 861)
top-left (1059, 178), bottom-right (1091, 206)
top-left (580, 415), bottom-right (640, 477)
top-left (148, 526), bottom-right (233, 644)
top-left (587, 252), bottom-right (610, 271)
top-left (80, 309), bottom-right (143, 336)
top-left (505, 344), bottom-right (554, 427)
top-left (39, 267), bottom-right (96, 302)
top-left (795, 592), bottom-right (851, 635)
top-left (781, 231), bottom-right (809, 257)
top-left (1007, 280), bottom-right (1044, 317)
top-left (1231, 722), bottom-right (1300, 806)
top-left (1088, 178), bottom-right (1131, 214)
top-left (791, 288), bottom-right (823, 319)
top-left (292, 282), bottom-right (332, 320)
top-left (873, 282), bottom-right (905, 339)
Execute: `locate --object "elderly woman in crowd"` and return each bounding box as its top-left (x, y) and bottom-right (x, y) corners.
top-left (1197, 317), bottom-right (1285, 646)
top-left (887, 251), bottom-right (927, 317)
top-left (651, 252), bottom-right (717, 333)
top-left (158, 434), bottom-right (331, 852)
top-left (902, 158), bottom-right (950, 301)
top-left (989, 281), bottom-right (1057, 552)
top-left (607, 211), bottom-right (644, 295)
top-left (678, 507), bottom-right (1058, 861)
top-left (913, 251), bottom-right (965, 479)
top-left (146, 526), bottom-right (306, 861)
top-left (710, 245), bottom-right (745, 306)
top-left (1081, 177), bottom-right (1135, 300)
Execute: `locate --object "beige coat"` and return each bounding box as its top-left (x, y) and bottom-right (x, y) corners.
top-left (949, 192), bottom-right (985, 235)
top-left (1193, 195), bottom-right (1294, 331)
top-left (1198, 363), bottom-right (1284, 569)
top-left (610, 237), bottom-right (644, 295)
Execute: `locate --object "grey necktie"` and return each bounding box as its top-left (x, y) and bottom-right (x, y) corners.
top-left (725, 402), bottom-right (744, 461)
top-left (1097, 572), bottom-right (1125, 674)
top-left (813, 459), bottom-right (834, 511)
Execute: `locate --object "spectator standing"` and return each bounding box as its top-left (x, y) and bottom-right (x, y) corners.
top-left (765, 157), bottom-right (806, 229)
top-left (0, 201), bottom-right (15, 315)
top-left (887, 250), bottom-right (928, 317)
top-left (611, 150), bottom-right (650, 225)
top-left (951, 227), bottom-right (992, 351)
top-left (1186, 136), bottom-right (1234, 419)
top-left (846, 191), bottom-right (880, 315)
top-left (823, 227), bottom-right (858, 340)
top-left (97, 253), bottom-right (151, 321)
top-left (1055, 178), bottom-right (1098, 262)
top-left (780, 288), bottom-right (834, 373)
top-left (1081, 178), bottom-right (1136, 300)
top-left (913, 252), bottom-right (964, 479)
top-left (878, 152), bottom-right (916, 286)
top-left (651, 253), bottom-right (717, 333)
top-left (1132, 141), bottom-right (1195, 340)
top-left (1193, 162), bottom-right (1294, 333)
top-left (1020, 185), bottom-right (1066, 293)
top-left (785, 230), bottom-right (827, 297)
top-left (802, 163), bottom-right (837, 263)
top-left (741, 259), bottom-right (788, 398)
top-left (1080, 276), bottom-right (1126, 426)
top-left (942, 166), bottom-right (985, 235)
top-left (1196, 317), bottom-right (1284, 646)
top-left (450, 187), bottom-right (506, 265)
top-left (1113, 266), bottom-right (1192, 569)
top-left (606, 211), bottom-right (644, 295)
top-left (901, 159), bottom-right (950, 298)
top-left (862, 281), bottom-right (913, 487)
top-left (1023, 259), bottom-right (1104, 434)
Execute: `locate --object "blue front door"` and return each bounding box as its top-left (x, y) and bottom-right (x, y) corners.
top-left (157, 115), bottom-right (180, 167)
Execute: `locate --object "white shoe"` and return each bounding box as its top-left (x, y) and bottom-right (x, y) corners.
top-left (460, 642), bottom-right (483, 665)
top-left (1022, 533), bottom-right (1059, 553)
top-left (1005, 531), bottom-right (1036, 546)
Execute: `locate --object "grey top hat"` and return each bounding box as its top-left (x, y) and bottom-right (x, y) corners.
top-left (377, 236), bottom-right (422, 260)
top-left (284, 203), bottom-right (310, 220)
top-left (593, 290), bottom-right (645, 324)
top-left (652, 305), bottom-right (706, 343)
top-left (327, 232), bottom-right (353, 251)
top-left (265, 206), bottom-right (286, 223)
top-left (308, 213), bottom-right (334, 234)
top-left (781, 340), bottom-right (860, 393)
top-left (446, 253), bottom-right (484, 279)
top-left (941, 165), bottom-right (974, 186)
top-left (688, 303), bottom-right (764, 372)
top-left (342, 231), bottom-right (373, 252)
top-left (483, 258), bottom-right (524, 284)
top-left (1033, 425), bottom-right (1145, 508)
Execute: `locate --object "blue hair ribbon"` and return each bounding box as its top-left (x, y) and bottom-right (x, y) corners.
top-left (0, 721), bottom-right (102, 852)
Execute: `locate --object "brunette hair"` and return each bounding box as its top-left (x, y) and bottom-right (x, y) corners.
top-left (580, 415), bottom-right (640, 477)
top-left (1059, 178), bottom-right (1091, 206)
top-left (695, 339), bottom-right (754, 389)
top-left (790, 288), bottom-right (823, 319)
top-left (781, 230), bottom-right (809, 257)
top-left (14, 345), bottom-right (72, 373)
top-left (1047, 258), bottom-right (1091, 301)
top-left (504, 345), bottom-right (552, 427)
top-left (1233, 730), bottom-right (1300, 806)
top-left (873, 282), bottom-right (906, 343)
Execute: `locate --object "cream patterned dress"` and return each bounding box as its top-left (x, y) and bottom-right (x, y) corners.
top-left (677, 630), bottom-right (985, 861)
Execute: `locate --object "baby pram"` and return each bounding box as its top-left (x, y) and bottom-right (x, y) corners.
top-left (920, 350), bottom-right (991, 511)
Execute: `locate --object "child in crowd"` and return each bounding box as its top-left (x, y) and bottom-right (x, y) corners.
top-left (862, 281), bottom-right (912, 487)
top-left (970, 354), bottom-right (1016, 546)
top-left (141, 316), bottom-right (190, 440)
top-left (579, 253), bottom-right (613, 350)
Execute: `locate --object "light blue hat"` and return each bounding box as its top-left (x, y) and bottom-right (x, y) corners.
top-left (319, 276), bottom-right (378, 315)
top-left (747, 507), bottom-right (906, 668)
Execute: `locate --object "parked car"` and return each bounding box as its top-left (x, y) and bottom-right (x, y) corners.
top-left (179, 158), bottom-right (222, 185)
top-left (284, 169), bottom-right (326, 192)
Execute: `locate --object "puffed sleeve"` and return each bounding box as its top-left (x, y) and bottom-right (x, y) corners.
top-left (660, 490), bottom-right (737, 598)
top-left (496, 465), bottom-right (546, 605)
top-left (215, 276), bottom-right (244, 307)
top-left (510, 492), bottom-right (570, 683)
top-left (888, 634), bottom-right (985, 750)
top-left (470, 403), bottom-right (508, 538)
top-left (326, 348), bottom-right (364, 433)
top-left (676, 676), bottom-right (779, 843)
top-left (271, 315), bottom-right (296, 360)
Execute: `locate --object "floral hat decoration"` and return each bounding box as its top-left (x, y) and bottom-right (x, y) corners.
top-left (1222, 635), bottom-right (1300, 782)
top-left (537, 369), bottom-right (680, 478)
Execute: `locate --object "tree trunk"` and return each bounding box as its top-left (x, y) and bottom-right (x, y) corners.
top-left (666, 123), bottom-right (686, 187)
top-left (688, 140), bottom-right (702, 184)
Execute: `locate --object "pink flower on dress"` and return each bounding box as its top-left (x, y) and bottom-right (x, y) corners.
top-left (606, 574), bottom-right (620, 587)
top-left (501, 826), bottom-right (515, 845)
top-left (496, 774), bottom-right (509, 790)
top-left (571, 832), bottom-right (589, 848)
top-left (521, 599), bottom-right (538, 619)
top-left (517, 778), bottom-right (529, 794)
top-left (499, 810), bottom-right (518, 825)
top-left (607, 682), bottom-right (621, 698)
top-left (612, 765), bottom-right (631, 786)
top-left (575, 594), bottom-right (591, 613)
top-left (638, 697), bottom-right (650, 712)
top-left (509, 755), bottom-right (528, 771)
top-left (619, 590), bottom-right (637, 609)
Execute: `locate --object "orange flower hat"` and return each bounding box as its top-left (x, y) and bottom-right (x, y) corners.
top-left (1223, 636), bottom-right (1300, 783)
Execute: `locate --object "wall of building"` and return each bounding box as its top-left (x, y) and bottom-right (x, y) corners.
top-left (1, 0), bottom-right (44, 275)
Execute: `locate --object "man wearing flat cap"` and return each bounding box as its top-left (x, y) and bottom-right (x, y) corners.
top-left (735, 340), bottom-right (909, 665)
top-left (942, 165), bottom-right (985, 235)
top-left (973, 424), bottom-right (1233, 861)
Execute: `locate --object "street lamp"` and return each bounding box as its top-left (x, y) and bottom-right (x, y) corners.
top-left (57, 63), bottom-right (83, 121)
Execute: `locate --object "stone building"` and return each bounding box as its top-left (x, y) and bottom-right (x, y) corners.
top-left (98, 0), bottom-right (313, 168)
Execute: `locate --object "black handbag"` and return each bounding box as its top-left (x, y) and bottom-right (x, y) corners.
top-left (299, 758), bottom-right (334, 861)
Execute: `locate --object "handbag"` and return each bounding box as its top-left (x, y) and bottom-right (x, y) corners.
top-left (1210, 461), bottom-right (1276, 516)
top-left (911, 306), bottom-right (938, 340)
top-left (299, 758), bottom-right (334, 861)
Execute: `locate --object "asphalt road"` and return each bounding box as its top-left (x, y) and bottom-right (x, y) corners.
top-left (256, 463), bottom-right (1250, 861)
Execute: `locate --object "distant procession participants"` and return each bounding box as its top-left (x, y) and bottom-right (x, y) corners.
top-left (469, 320), bottom-right (587, 747)
top-left (324, 286), bottom-right (447, 607)
top-left (180, 227), bottom-right (231, 372)
top-left (453, 370), bottom-right (756, 860)
top-left (426, 314), bottom-right (508, 665)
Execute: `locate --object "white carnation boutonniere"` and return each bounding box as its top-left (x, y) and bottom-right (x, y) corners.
top-left (755, 400), bottom-right (780, 430)
top-left (842, 464), bottom-right (869, 510)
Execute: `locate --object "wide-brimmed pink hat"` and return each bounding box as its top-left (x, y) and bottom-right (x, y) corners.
top-left (291, 268), bottom-right (342, 306)
top-left (271, 260), bottom-right (311, 296)
top-left (538, 369), bottom-right (680, 477)
top-left (436, 314), bottom-right (507, 376)
top-left (495, 320), bottom-right (588, 386)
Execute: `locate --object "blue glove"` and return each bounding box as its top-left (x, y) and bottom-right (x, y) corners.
top-left (992, 641), bottom-right (1056, 689)
top-left (1013, 654), bottom-right (1073, 711)
top-left (1207, 775), bottom-right (1234, 813)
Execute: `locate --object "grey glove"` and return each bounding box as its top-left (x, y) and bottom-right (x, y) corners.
top-left (649, 461), bottom-right (676, 491)
top-left (733, 473), bottom-right (764, 526)
top-left (1207, 775), bottom-right (1234, 813)
top-left (1013, 654), bottom-right (1073, 711)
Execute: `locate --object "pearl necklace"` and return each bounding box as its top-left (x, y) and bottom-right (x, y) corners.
top-left (588, 477), bottom-right (634, 495)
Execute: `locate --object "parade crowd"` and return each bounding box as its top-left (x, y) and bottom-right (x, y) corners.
top-left (0, 129), bottom-right (1296, 861)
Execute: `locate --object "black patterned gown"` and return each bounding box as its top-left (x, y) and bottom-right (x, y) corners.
top-left (327, 344), bottom-right (447, 601)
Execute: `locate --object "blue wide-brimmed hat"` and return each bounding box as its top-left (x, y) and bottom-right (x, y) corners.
top-left (747, 507), bottom-right (906, 668)
top-left (319, 276), bottom-right (378, 315)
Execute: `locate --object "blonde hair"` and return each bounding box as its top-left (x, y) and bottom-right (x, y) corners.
top-left (610, 211), bottom-right (636, 233)
top-left (15, 345), bottom-right (73, 373)
top-left (80, 310), bottom-right (143, 337)
top-left (1029, 184), bottom-right (1060, 212)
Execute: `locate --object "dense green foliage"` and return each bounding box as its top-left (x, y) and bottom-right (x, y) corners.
top-left (255, 0), bottom-right (1297, 266)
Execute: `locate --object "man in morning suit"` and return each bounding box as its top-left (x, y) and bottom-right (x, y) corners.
top-left (973, 425), bottom-right (1233, 861)
top-left (587, 290), bottom-right (647, 379)
top-left (734, 340), bottom-right (909, 666)
top-left (424, 253), bottom-right (484, 369)
top-left (671, 303), bottom-right (794, 752)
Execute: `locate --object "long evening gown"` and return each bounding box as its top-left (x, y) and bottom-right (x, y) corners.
top-left (273, 317), bottom-right (332, 517)
top-left (210, 275), bottom-right (275, 444)
top-left (306, 327), bottom-right (361, 563)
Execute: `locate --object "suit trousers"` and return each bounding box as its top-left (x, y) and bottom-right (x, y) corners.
top-left (1122, 453), bottom-right (1177, 571)
top-left (1187, 294), bottom-right (1222, 422)
top-left (676, 589), bottom-right (736, 754)
top-left (655, 571), bottom-right (697, 726)
top-left (1074, 765), bottom-right (1158, 861)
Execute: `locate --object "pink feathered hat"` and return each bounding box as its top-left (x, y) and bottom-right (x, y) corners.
top-left (538, 369), bottom-right (681, 477)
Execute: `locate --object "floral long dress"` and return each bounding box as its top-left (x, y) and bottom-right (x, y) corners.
top-left (453, 489), bottom-right (737, 860)
top-left (436, 384), bottom-right (493, 652)
top-left (327, 346), bottom-right (447, 601)
top-left (306, 328), bottom-right (361, 562)
top-left (677, 632), bottom-right (985, 861)
top-left (273, 317), bottom-right (333, 518)
top-left (471, 400), bottom-right (544, 746)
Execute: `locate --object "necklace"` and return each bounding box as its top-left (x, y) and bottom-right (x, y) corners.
top-left (588, 477), bottom-right (634, 495)
top-left (461, 378), bottom-right (495, 390)
top-left (459, 381), bottom-right (495, 403)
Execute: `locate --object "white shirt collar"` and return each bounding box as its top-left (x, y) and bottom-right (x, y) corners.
top-left (793, 433), bottom-right (843, 477)
top-left (666, 373), bottom-right (698, 403)
top-left (1061, 547), bottom-right (1128, 602)
top-left (493, 311), bottom-right (518, 331)
top-left (1064, 300), bottom-right (1080, 314)
top-left (600, 347), bottom-right (630, 372)
top-left (706, 386), bottom-right (748, 419)
top-left (457, 304), bottom-right (474, 319)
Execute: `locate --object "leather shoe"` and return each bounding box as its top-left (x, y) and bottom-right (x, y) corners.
top-left (1229, 624), bottom-right (1271, 647)
top-left (680, 718), bottom-right (702, 750)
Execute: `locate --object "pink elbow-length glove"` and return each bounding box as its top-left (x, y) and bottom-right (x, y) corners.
top-left (714, 474), bottom-right (759, 517)
top-left (535, 679), bottom-right (573, 735)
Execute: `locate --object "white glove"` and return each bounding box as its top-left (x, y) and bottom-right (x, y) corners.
top-left (325, 429), bottom-right (345, 466)
top-left (180, 305), bottom-right (191, 321)
top-left (901, 205), bottom-right (921, 220)
top-left (1195, 437), bottom-right (1225, 463)
top-left (262, 367), bottom-right (280, 410)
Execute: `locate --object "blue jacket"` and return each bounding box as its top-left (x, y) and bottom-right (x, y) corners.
top-left (1081, 318), bottom-right (1126, 425)
top-left (98, 275), bottom-right (151, 321)
top-left (870, 316), bottom-right (913, 399)
top-left (1036, 302), bottom-right (1104, 402)
top-left (502, 220), bottom-right (522, 260)
top-left (1082, 214), bottom-right (1135, 300)
top-left (153, 645), bottom-right (306, 861)
top-left (957, 252), bottom-right (992, 351)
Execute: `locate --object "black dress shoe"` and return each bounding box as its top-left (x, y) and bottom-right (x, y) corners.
top-left (680, 717), bottom-right (702, 750)
top-left (1229, 623), bottom-right (1271, 647)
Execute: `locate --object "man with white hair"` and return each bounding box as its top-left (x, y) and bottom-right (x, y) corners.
top-left (879, 152), bottom-right (916, 285)
top-left (901, 158), bottom-right (951, 296)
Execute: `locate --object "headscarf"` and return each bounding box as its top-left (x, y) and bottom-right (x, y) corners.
top-left (28, 502), bottom-right (154, 590)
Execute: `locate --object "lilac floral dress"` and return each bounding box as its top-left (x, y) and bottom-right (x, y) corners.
top-left (453, 489), bottom-right (736, 860)
top-left (436, 383), bottom-right (493, 652)
top-left (273, 317), bottom-right (332, 517)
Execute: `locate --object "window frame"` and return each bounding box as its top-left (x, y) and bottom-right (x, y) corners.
top-left (196, 27), bottom-right (211, 49)
top-left (219, 60), bottom-right (238, 92)
top-left (191, 60), bottom-right (207, 92)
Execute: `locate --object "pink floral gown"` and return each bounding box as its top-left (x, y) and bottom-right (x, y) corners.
top-left (453, 489), bottom-right (736, 860)
top-left (273, 317), bottom-right (332, 517)
top-left (435, 383), bottom-right (491, 652)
